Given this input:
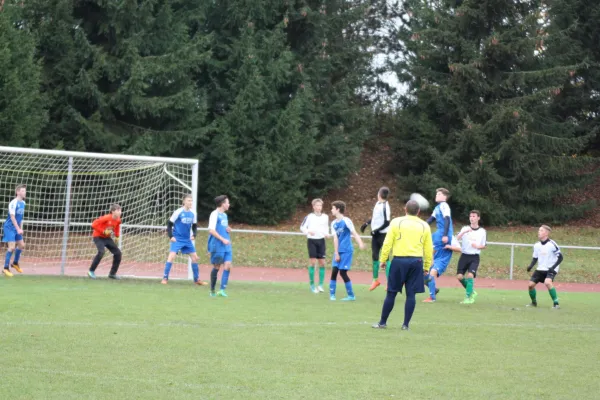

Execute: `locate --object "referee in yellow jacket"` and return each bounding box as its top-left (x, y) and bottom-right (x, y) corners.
top-left (372, 200), bottom-right (433, 330)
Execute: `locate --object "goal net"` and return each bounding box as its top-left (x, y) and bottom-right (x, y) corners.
top-left (0, 146), bottom-right (199, 279)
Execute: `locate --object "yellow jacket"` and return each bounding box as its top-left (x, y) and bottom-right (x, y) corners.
top-left (379, 215), bottom-right (433, 270)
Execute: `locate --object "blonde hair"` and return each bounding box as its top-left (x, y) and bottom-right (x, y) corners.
top-left (311, 198), bottom-right (323, 206)
top-left (540, 225), bottom-right (552, 233)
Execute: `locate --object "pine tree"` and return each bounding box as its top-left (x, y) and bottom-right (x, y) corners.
top-left (0, 2), bottom-right (47, 147)
top-left (200, 7), bottom-right (313, 223)
top-left (285, 0), bottom-right (373, 195)
top-left (546, 0), bottom-right (600, 153)
top-left (390, 0), bottom-right (593, 224)
top-left (24, 0), bottom-right (208, 153)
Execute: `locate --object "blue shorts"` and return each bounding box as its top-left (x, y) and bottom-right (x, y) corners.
top-left (210, 251), bottom-right (232, 265)
top-left (332, 252), bottom-right (353, 271)
top-left (169, 240), bottom-right (196, 255)
top-left (430, 248), bottom-right (452, 276)
top-left (388, 257), bottom-right (425, 295)
top-left (2, 229), bottom-right (22, 243)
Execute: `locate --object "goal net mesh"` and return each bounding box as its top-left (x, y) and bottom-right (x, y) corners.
top-left (0, 148), bottom-right (197, 279)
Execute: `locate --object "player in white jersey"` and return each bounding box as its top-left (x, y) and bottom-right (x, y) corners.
top-left (526, 225), bottom-right (562, 309)
top-left (360, 186), bottom-right (391, 291)
top-left (455, 210), bottom-right (486, 304)
top-left (300, 198), bottom-right (330, 293)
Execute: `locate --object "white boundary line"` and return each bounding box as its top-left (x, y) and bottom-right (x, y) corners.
top-left (2, 319), bottom-right (598, 331)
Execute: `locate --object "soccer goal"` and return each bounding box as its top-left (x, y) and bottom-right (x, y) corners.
top-left (0, 146), bottom-right (199, 279)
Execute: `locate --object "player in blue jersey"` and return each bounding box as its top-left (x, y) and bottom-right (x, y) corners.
top-left (161, 194), bottom-right (207, 286)
top-left (424, 188), bottom-right (453, 302)
top-left (329, 200), bottom-right (365, 301)
top-left (2, 184), bottom-right (27, 277)
top-left (207, 195), bottom-right (232, 297)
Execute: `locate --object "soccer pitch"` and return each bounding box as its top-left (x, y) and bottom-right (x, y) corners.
top-left (1, 276), bottom-right (598, 399)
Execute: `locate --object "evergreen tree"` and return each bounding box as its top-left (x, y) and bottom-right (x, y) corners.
top-left (546, 0), bottom-right (600, 153)
top-left (24, 0), bottom-right (208, 153)
top-left (285, 0), bottom-right (373, 195)
top-left (389, 0), bottom-right (593, 224)
top-left (0, 2), bottom-right (47, 147)
top-left (200, 7), bottom-right (313, 223)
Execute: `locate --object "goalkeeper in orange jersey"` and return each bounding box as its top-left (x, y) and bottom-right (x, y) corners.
top-left (88, 204), bottom-right (122, 279)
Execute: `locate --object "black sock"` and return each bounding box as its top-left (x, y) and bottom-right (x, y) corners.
top-left (210, 268), bottom-right (218, 291)
top-left (380, 291), bottom-right (398, 325)
top-left (403, 294), bottom-right (416, 327)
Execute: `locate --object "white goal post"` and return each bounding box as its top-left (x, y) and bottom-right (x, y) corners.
top-left (0, 146), bottom-right (199, 279)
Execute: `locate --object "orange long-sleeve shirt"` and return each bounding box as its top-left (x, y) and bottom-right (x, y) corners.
top-left (92, 214), bottom-right (121, 238)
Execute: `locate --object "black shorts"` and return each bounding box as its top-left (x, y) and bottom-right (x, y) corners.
top-left (307, 238), bottom-right (326, 259)
top-left (371, 232), bottom-right (387, 261)
top-left (530, 270), bottom-right (558, 284)
top-left (387, 257), bottom-right (425, 295)
top-left (457, 254), bottom-right (480, 278)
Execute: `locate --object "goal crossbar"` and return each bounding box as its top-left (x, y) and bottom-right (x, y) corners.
top-left (0, 146), bottom-right (198, 165)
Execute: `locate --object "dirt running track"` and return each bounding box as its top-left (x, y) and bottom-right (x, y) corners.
top-left (16, 261), bottom-right (600, 293)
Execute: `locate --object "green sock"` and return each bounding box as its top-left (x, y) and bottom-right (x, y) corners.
top-left (529, 288), bottom-right (537, 302)
top-left (318, 267), bottom-right (325, 285)
top-left (372, 261), bottom-right (380, 280)
top-left (385, 261), bottom-right (391, 278)
top-left (466, 278), bottom-right (474, 297)
top-left (549, 288), bottom-right (559, 304)
top-left (460, 278), bottom-right (467, 288)
top-left (308, 266), bottom-right (315, 285)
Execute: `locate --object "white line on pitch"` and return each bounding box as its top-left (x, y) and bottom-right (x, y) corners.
top-left (1, 319), bottom-right (598, 331)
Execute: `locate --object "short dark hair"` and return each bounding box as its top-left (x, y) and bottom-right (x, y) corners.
top-left (378, 186), bottom-right (389, 200)
top-left (436, 187), bottom-right (451, 199)
top-left (15, 184), bottom-right (26, 193)
top-left (331, 200), bottom-right (346, 214)
top-left (469, 210), bottom-right (480, 217)
top-left (215, 195), bottom-right (228, 207)
top-left (405, 200), bottom-right (419, 215)
top-left (109, 203), bottom-right (121, 212)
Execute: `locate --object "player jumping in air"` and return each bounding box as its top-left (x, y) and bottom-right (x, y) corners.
top-left (207, 195), bottom-right (232, 297)
top-left (2, 184), bottom-right (27, 277)
top-left (424, 188), bottom-right (453, 302)
top-left (360, 186), bottom-right (391, 291)
top-left (526, 225), bottom-right (562, 309)
top-left (161, 195), bottom-right (207, 286)
top-left (89, 204), bottom-right (123, 279)
top-left (455, 210), bottom-right (487, 304)
top-left (300, 198), bottom-right (330, 293)
top-left (330, 201), bottom-right (365, 301)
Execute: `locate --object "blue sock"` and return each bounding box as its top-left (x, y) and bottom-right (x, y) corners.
top-left (428, 275), bottom-right (437, 300)
top-left (163, 262), bottom-right (173, 279)
top-left (13, 249), bottom-right (22, 264)
top-left (220, 269), bottom-right (230, 290)
top-left (329, 280), bottom-right (337, 296)
top-left (344, 281), bottom-right (354, 297)
top-left (403, 294), bottom-right (416, 327)
top-left (4, 251), bottom-right (12, 269)
top-left (191, 263), bottom-right (199, 282)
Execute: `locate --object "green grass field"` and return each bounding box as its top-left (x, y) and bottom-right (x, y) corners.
top-left (1, 276), bottom-right (599, 399)
top-left (196, 226), bottom-right (600, 283)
